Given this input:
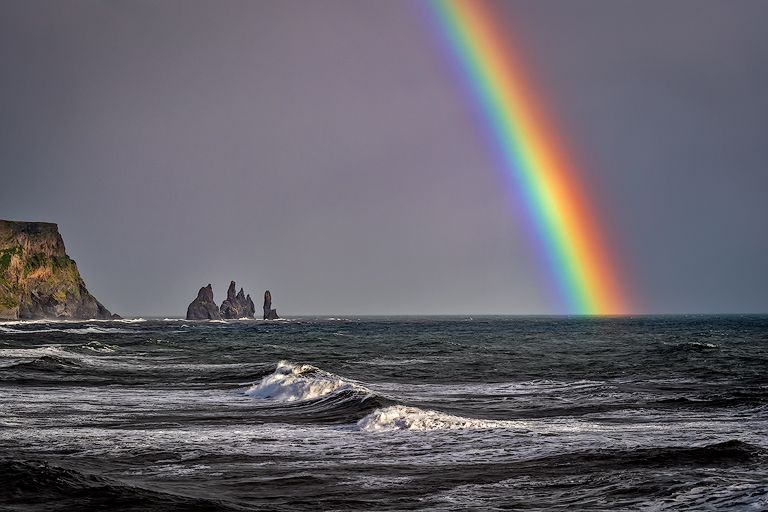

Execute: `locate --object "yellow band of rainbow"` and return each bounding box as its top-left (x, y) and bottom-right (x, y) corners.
top-left (427, 0), bottom-right (629, 314)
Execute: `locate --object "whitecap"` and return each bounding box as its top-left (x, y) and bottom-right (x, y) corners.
top-left (357, 405), bottom-right (523, 432)
top-left (245, 361), bottom-right (370, 402)
top-left (686, 341), bottom-right (719, 349)
top-left (81, 341), bottom-right (118, 353)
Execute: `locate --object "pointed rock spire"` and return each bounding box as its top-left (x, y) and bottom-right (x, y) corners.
top-left (220, 281), bottom-right (256, 319)
top-left (186, 284), bottom-right (221, 320)
top-left (263, 290), bottom-right (279, 320)
top-left (226, 281), bottom-right (237, 301)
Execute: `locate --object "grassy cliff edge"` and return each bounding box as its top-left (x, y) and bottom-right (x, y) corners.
top-left (0, 220), bottom-right (113, 320)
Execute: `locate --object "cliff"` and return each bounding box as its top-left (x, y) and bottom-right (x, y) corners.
top-left (0, 220), bottom-right (113, 320)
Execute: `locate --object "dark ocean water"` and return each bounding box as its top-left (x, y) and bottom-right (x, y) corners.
top-left (0, 316), bottom-right (766, 511)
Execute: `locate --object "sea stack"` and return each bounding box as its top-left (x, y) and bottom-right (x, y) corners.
top-left (219, 281), bottom-right (255, 319)
top-left (186, 284), bottom-right (221, 320)
top-left (0, 220), bottom-right (114, 320)
top-left (263, 290), bottom-right (279, 320)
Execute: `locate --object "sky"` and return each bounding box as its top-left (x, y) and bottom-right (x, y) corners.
top-left (1, 0), bottom-right (767, 316)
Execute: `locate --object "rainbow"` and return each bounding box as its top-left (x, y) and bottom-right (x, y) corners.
top-left (425, 0), bottom-right (629, 315)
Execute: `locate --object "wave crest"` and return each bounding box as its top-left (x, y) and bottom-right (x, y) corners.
top-left (357, 405), bottom-right (519, 432)
top-left (246, 361), bottom-right (370, 402)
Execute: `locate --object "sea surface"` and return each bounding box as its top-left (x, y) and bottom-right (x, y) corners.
top-left (0, 316), bottom-right (766, 511)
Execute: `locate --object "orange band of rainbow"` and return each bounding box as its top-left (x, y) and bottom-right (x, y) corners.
top-left (427, 0), bottom-right (629, 314)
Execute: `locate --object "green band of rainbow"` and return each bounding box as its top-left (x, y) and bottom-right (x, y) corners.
top-left (427, 0), bottom-right (629, 314)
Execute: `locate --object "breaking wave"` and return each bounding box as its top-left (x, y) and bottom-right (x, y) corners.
top-left (246, 361), bottom-right (371, 402)
top-left (247, 362), bottom-right (531, 431)
top-left (357, 405), bottom-right (522, 432)
top-left (242, 361), bottom-right (390, 424)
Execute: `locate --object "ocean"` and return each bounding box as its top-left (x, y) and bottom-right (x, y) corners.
top-left (0, 316), bottom-right (766, 511)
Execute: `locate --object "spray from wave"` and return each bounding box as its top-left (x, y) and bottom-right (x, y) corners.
top-left (245, 361), bottom-right (371, 402)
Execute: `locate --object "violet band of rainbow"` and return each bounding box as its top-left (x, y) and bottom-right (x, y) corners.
top-left (426, 0), bottom-right (629, 314)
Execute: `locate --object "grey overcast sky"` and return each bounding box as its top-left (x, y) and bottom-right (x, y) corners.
top-left (1, 0), bottom-right (767, 316)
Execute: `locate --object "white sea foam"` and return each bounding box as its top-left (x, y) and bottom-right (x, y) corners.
top-left (357, 405), bottom-right (522, 432)
top-left (0, 318), bottom-right (145, 325)
top-left (67, 326), bottom-right (135, 334)
top-left (0, 325), bottom-right (134, 334)
top-left (0, 344), bottom-right (119, 367)
top-left (0, 326), bottom-right (56, 334)
top-left (82, 341), bottom-right (118, 353)
top-left (0, 345), bottom-right (71, 359)
top-left (686, 341), bottom-right (719, 349)
top-left (245, 361), bottom-right (369, 402)
top-left (0, 319), bottom-right (53, 326)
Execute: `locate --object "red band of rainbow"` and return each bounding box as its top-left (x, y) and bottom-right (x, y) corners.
top-left (426, 0), bottom-right (629, 314)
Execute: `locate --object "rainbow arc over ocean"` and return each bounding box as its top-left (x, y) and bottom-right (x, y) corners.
top-left (426, 0), bottom-right (630, 315)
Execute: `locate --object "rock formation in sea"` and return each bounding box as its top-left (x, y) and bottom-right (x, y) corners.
top-left (0, 220), bottom-right (114, 320)
top-left (263, 290), bottom-right (279, 320)
top-left (185, 284), bottom-right (221, 320)
top-left (219, 281), bottom-right (256, 319)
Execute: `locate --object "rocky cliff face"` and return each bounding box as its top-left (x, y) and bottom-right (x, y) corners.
top-left (185, 284), bottom-right (221, 320)
top-left (219, 281), bottom-right (256, 319)
top-left (0, 220), bottom-right (114, 320)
